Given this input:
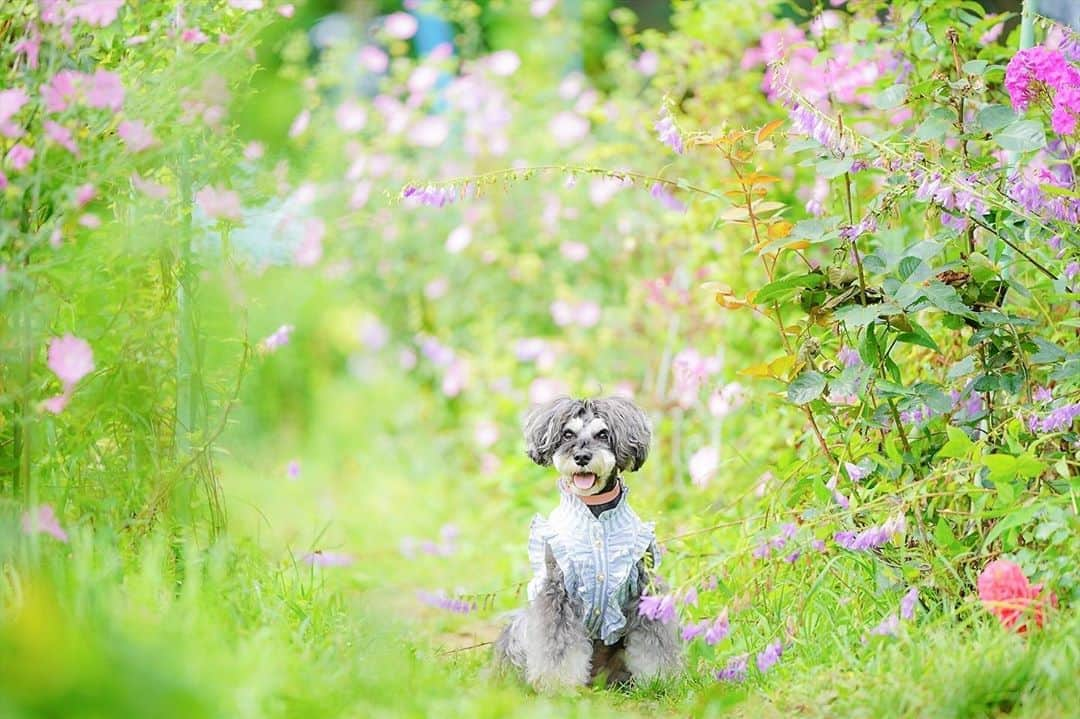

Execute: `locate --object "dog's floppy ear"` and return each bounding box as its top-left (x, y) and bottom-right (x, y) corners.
top-left (593, 396), bottom-right (651, 472)
top-left (523, 396), bottom-right (581, 466)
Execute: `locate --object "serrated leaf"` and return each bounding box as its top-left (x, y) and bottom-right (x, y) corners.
top-left (787, 370), bottom-right (826, 405)
top-left (922, 281), bottom-right (976, 318)
top-left (1030, 337), bottom-right (1066, 364)
top-left (994, 119), bottom-right (1046, 152)
top-left (898, 256), bottom-right (923, 281)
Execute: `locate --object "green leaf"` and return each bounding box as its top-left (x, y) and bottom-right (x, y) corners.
top-left (993, 119), bottom-right (1046, 152)
top-left (895, 321), bottom-right (940, 353)
top-left (1014, 453), bottom-right (1045, 479)
top-left (874, 84), bottom-right (907, 110)
top-left (922, 281), bottom-right (976, 318)
top-left (754, 273), bottom-right (824, 304)
top-left (985, 505), bottom-right (1038, 545)
top-left (790, 217), bottom-right (837, 241)
top-left (934, 518), bottom-right (959, 549)
top-left (979, 106), bottom-right (1017, 134)
top-left (817, 157), bottom-right (854, 179)
top-left (937, 426), bottom-right (974, 460)
top-left (947, 355), bottom-right (976, 379)
top-left (787, 370), bottom-right (826, 405)
top-left (983, 454), bottom-right (1018, 483)
top-left (897, 256), bottom-right (923, 281)
top-left (914, 116), bottom-right (951, 142)
top-left (963, 59), bottom-right (989, 76)
top-left (1030, 338), bottom-right (1066, 364)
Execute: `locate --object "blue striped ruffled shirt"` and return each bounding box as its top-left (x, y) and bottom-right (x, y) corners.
top-left (526, 482), bottom-right (657, 645)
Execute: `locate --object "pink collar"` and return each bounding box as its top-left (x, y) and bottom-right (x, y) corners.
top-left (578, 479), bottom-right (623, 506)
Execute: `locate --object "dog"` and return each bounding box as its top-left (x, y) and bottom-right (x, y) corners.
top-left (493, 396), bottom-right (682, 690)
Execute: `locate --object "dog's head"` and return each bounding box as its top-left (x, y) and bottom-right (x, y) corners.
top-left (523, 396), bottom-right (651, 496)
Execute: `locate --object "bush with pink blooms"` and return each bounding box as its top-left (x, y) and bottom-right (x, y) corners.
top-left (1, 1), bottom-right (1078, 717)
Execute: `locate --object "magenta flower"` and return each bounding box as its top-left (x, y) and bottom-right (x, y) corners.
top-left (118, 120), bottom-right (157, 152)
top-left (181, 27), bottom-right (209, 44)
top-left (44, 120), bottom-right (79, 155)
top-left (48, 334), bottom-right (94, 387)
top-left (195, 185), bottom-right (242, 221)
top-left (1004, 45), bottom-right (1080, 135)
top-left (21, 504), bottom-right (69, 542)
top-left (286, 460), bottom-right (301, 479)
top-left (13, 30), bottom-right (41, 69)
top-left (68, 0), bottom-right (125, 26)
top-left (716, 654), bottom-right (749, 683)
top-left (41, 70), bottom-right (79, 113)
top-left (705, 610), bottom-right (730, 645)
top-left (85, 69), bottom-right (124, 111)
top-left (5, 143), bottom-right (34, 171)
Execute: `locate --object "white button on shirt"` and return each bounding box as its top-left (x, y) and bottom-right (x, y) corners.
top-left (526, 482), bottom-right (658, 645)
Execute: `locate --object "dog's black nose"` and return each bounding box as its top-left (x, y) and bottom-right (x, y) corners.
top-left (574, 452), bottom-right (592, 465)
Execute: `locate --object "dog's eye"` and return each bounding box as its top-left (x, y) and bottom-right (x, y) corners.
top-left (596, 430), bottom-right (609, 442)
top-left (562, 429), bottom-right (575, 440)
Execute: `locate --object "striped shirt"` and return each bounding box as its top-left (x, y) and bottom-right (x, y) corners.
top-left (527, 482), bottom-right (657, 645)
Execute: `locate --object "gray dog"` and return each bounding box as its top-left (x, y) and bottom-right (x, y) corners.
top-left (493, 396), bottom-right (683, 690)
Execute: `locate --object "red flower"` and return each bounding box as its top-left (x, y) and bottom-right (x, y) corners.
top-left (977, 560), bottom-right (1058, 632)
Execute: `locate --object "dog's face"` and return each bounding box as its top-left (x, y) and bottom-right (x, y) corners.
top-left (523, 397), bottom-right (651, 497)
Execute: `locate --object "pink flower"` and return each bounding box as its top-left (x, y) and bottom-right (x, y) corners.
top-left (74, 183), bottom-right (96, 207)
top-left (181, 27), bottom-right (208, 44)
top-left (445, 225), bottom-right (472, 253)
top-left (288, 108), bottom-right (310, 138)
top-left (384, 12), bottom-right (418, 39)
top-left (14, 30), bottom-right (42, 69)
top-left (243, 141), bottom-right (264, 160)
top-left (531, 0), bottom-right (556, 17)
top-left (0, 87), bottom-right (29, 137)
top-left (21, 505), bottom-right (69, 542)
top-left (276, 4), bottom-right (294, 17)
top-left (549, 111), bottom-right (590, 146)
top-left (5, 143), bottom-right (34, 171)
top-left (78, 213), bottom-right (101, 229)
top-left (68, 0), bottom-right (125, 26)
top-left (473, 419), bottom-right (499, 449)
top-left (118, 120), bottom-right (157, 152)
top-left (689, 446), bottom-right (719, 487)
top-left (358, 45), bottom-right (389, 74)
top-left (560, 241), bottom-right (589, 262)
top-left (704, 609), bottom-right (730, 645)
top-left (228, 0), bottom-right (263, 8)
top-left (85, 69), bottom-right (124, 111)
top-left (408, 116), bottom-right (449, 147)
top-left (977, 559), bottom-right (1058, 632)
top-left (293, 218), bottom-right (325, 266)
top-left (41, 70), bottom-right (79, 113)
top-left (132, 172), bottom-right (169, 199)
top-left (42, 393), bottom-right (71, 414)
top-left (286, 460), bottom-right (301, 479)
top-left (48, 334), bottom-right (94, 387)
top-left (261, 324), bottom-right (294, 351)
top-left (488, 50), bottom-right (521, 76)
top-left (195, 185), bottom-right (242, 220)
top-left (335, 101), bottom-right (367, 133)
top-left (302, 551), bottom-right (354, 567)
top-left (529, 377), bottom-right (569, 405)
top-left (44, 120), bottom-right (79, 154)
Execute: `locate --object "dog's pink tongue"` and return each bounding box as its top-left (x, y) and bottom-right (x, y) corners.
top-left (572, 473), bottom-right (596, 489)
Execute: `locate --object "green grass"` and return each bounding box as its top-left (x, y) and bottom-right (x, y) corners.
top-left (2, 375), bottom-right (1076, 718)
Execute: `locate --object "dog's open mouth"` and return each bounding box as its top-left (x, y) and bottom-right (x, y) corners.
top-left (572, 472), bottom-right (597, 490)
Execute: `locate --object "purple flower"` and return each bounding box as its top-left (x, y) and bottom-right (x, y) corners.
top-left (869, 614), bottom-right (900, 637)
top-left (416, 589), bottom-right (475, 614)
top-left (705, 610), bottom-right (730, 645)
top-left (302, 551), bottom-right (354, 567)
top-left (286, 460), bottom-right (301, 479)
top-left (838, 347), bottom-right (861, 368)
top-left (1033, 386), bottom-right (1053, 403)
top-left (681, 586), bottom-right (699, 606)
top-left (788, 103), bottom-right (855, 155)
top-left (756, 641), bottom-right (784, 673)
top-left (826, 474), bottom-right (850, 510)
top-left (1066, 261), bottom-right (1079, 282)
top-left (261, 324), bottom-right (294, 352)
top-left (654, 106), bottom-right (684, 154)
top-left (844, 462), bottom-right (869, 482)
top-left (1028, 403), bottom-right (1080, 433)
top-left (835, 513), bottom-right (906, 551)
top-left (402, 183), bottom-right (465, 208)
top-left (638, 594), bottom-right (677, 624)
top-left (649, 182), bottom-right (687, 212)
top-left (900, 586), bottom-right (919, 620)
top-left (716, 654), bottom-right (749, 683)
top-left (682, 620), bottom-right (709, 641)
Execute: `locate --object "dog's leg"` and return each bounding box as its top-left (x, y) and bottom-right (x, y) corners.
top-left (523, 545), bottom-right (592, 691)
top-left (622, 574), bottom-right (683, 682)
top-left (492, 610), bottom-right (527, 678)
